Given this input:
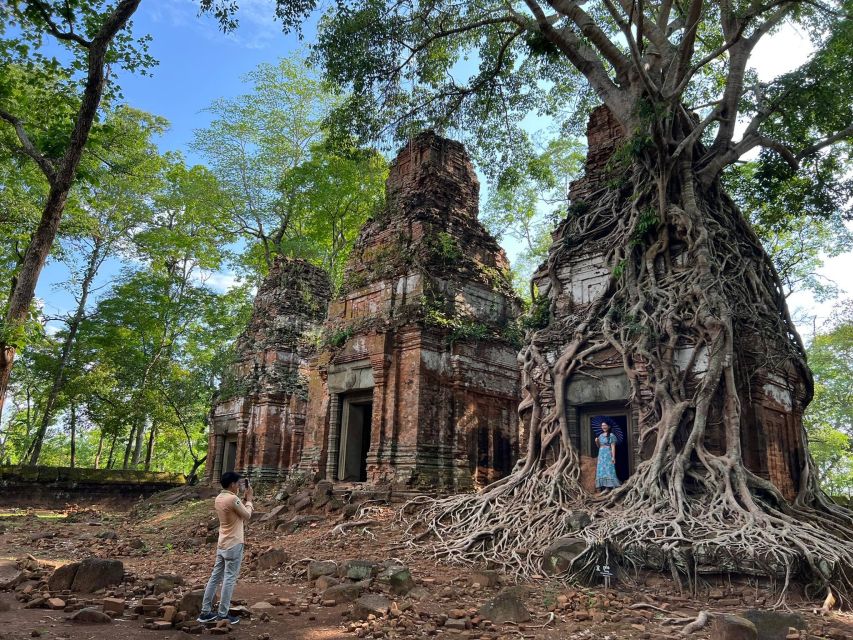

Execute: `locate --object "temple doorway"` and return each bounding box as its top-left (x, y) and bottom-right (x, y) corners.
top-left (580, 407), bottom-right (632, 483)
top-left (223, 437), bottom-right (237, 473)
top-left (338, 394), bottom-right (373, 481)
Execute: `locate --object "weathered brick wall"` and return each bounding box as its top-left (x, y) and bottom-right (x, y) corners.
top-left (208, 257), bottom-right (331, 483)
top-left (300, 132), bottom-right (521, 490)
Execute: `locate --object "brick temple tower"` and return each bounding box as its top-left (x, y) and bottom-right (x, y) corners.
top-left (298, 131), bottom-right (522, 490)
top-left (531, 106), bottom-right (811, 499)
top-left (207, 257), bottom-right (331, 482)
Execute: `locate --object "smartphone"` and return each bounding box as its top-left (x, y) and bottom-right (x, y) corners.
top-left (240, 478), bottom-right (250, 490)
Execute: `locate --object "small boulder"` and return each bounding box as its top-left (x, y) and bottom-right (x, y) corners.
top-left (541, 537), bottom-right (586, 575)
top-left (711, 614), bottom-right (758, 640)
top-left (96, 530), bottom-right (118, 540)
top-left (259, 505), bottom-right (288, 523)
top-left (48, 562), bottom-right (80, 592)
top-left (70, 607), bottom-right (113, 624)
top-left (323, 580), bottom-right (369, 604)
top-left (102, 597), bottom-right (125, 615)
top-left (0, 559), bottom-right (23, 590)
top-left (307, 560), bottom-right (337, 580)
top-left (316, 576), bottom-right (339, 590)
top-left (339, 560), bottom-right (377, 581)
top-left (565, 510), bottom-right (592, 532)
top-left (256, 547), bottom-right (288, 570)
top-left (378, 565), bottom-right (414, 595)
top-left (742, 610), bottom-right (805, 640)
top-left (352, 594), bottom-right (391, 620)
top-left (70, 558), bottom-right (124, 593)
top-left (153, 573), bottom-right (183, 594)
top-left (251, 601), bottom-right (275, 611)
top-left (478, 587), bottom-right (531, 624)
top-left (179, 590), bottom-right (205, 618)
top-left (47, 598), bottom-right (66, 610)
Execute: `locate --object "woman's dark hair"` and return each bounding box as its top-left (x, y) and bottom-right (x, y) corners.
top-left (220, 471), bottom-right (242, 488)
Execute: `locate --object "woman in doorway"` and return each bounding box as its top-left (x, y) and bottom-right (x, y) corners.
top-left (594, 420), bottom-right (621, 492)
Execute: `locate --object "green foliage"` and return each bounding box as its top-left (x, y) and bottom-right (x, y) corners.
top-left (327, 326), bottom-right (354, 348)
top-left (630, 208), bottom-right (659, 247)
top-left (521, 294), bottom-right (550, 331)
top-left (805, 303), bottom-right (853, 497)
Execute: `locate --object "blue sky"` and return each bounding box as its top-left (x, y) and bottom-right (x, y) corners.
top-left (34, 3), bottom-right (851, 340)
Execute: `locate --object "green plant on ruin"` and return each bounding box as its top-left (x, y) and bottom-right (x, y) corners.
top-left (521, 294), bottom-right (551, 331)
top-left (428, 231), bottom-right (463, 267)
top-left (327, 326), bottom-right (354, 348)
top-left (630, 208), bottom-right (659, 247)
top-left (447, 319), bottom-right (489, 346)
top-left (612, 258), bottom-right (627, 280)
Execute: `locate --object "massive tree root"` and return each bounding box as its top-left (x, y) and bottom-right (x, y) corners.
top-left (403, 143), bottom-right (853, 602)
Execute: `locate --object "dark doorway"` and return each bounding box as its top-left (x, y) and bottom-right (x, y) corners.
top-left (589, 414), bottom-right (630, 481)
top-left (339, 399), bottom-right (373, 481)
top-left (223, 439), bottom-right (237, 473)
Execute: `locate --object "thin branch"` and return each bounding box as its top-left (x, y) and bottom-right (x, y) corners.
top-left (0, 110), bottom-right (57, 180)
top-left (26, 0), bottom-right (92, 48)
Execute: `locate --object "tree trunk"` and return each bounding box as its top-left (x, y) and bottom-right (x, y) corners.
top-left (69, 403), bottom-right (77, 468)
top-left (122, 424), bottom-right (136, 469)
top-left (186, 455), bottom-right (207, 485)
top-left (107, 431), bottom-right (118, 469)
top-left (0, 0), bottom-right (142, 425)
top-left (408, 108), bottom-right (853, 596)
top-left (28, 237), bottom-right (103, 465)
top-left (144, 422), bottom-right (156, 470)
top-left (93, 430), bottom-right (104, 469)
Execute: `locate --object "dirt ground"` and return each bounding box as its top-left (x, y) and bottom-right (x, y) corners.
top-left (1, 488), bottom-right (851, 640)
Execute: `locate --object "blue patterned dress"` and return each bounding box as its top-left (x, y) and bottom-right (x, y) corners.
top-left (595, 433), bottom-right (620, 488)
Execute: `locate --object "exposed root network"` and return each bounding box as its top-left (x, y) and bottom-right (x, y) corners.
top-left (402, 144), bottom-right (853, 603)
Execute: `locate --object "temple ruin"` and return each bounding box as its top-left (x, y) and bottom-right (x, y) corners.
top-left (206, 257), bottom-right (331, 482)
top-left (530, 106), bottom-right (811, 499)
top-left (298, 131), bottom-right (522, 490)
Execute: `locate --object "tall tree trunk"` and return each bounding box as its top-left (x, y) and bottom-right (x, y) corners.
top-left (28, 237), bottom-right (103, 465)
top-left (0, 0), bottom-right (142, 425)
top-left (69, 403), bottom-right (77, 468)
top-left (107, 431), bottom-right (118, 469)
top-left (123, 424), bottom-right (136, 469)
top-left (144, 422), bottom-right (156, 470)
top-left (132, 416), bottom-right (148, 467)
top-left (93, 430), bottom-right (104, 469)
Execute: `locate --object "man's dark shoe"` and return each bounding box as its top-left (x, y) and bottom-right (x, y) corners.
top-left (218, 614), bottom-right (240, 625)
top-left (196, 612), bottom-right (217, 623)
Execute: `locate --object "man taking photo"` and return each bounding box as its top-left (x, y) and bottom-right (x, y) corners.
top-left (197, 471), bottom-right (254, 624)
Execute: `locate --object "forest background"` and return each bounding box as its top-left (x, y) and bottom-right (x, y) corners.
top-left (0, 0), bottom-right (850, 496)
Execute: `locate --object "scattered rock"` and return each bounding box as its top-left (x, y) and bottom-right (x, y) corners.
top-left (278, 515), bottom-right (322, 534)
top-left (102, 597), bottom-right (125, 615)
top-left (0, 560), bottom-right (23, 590)
top-left (308, 560), bottom-right (337, 580)
top-left (712, 614), bottom-right (758, 640)
top-left (478, 587), bottom-right (531, 624)
top-left (352, 594), bottom-right (391, 620)
top-left (378, 565), bottom-right (414, 595)
top-left (153, 573), bottom-right (183, 594)
top-left (315, 575), bottom-right (339, 590)
top-left (129, 538), bottom-right (145, 549)
top-left (48, 562), bottom-right (79, 592)
top-left (251, 601), bottom-right (275, 610)
top-left (179, 590), bottom-right (205, 617)
top-left (741, 610), bottom-right (806, 640)
top-left (70, 607), bottom-right (113, 624)
top-left (70, 558), bottom-right (124, 593)
top-left (46, 597), bottom-right (66, 610)
top-left (565, 510), bottom-right (592, 531)
top-left (323, 580), bottom-right (370, 604)
top-left (96, 530), bottom-right (118, 540)
top-left (340, 560), bottom-right (377, 580)
top-left (256, 547), bottom-right (288, 569)
top-left (468, 570), bottom-right (499, 588)
top-left (541, 537), bottom-right (587, 575)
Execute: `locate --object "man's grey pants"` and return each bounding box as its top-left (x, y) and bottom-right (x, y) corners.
top-left (201, 543), bottom-right (244, 617)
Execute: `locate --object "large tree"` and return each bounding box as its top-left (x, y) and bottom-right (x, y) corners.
top-left (203, 0), bottom-right (853, 595)
top-left (0, 0), bottom-right (149, 424)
